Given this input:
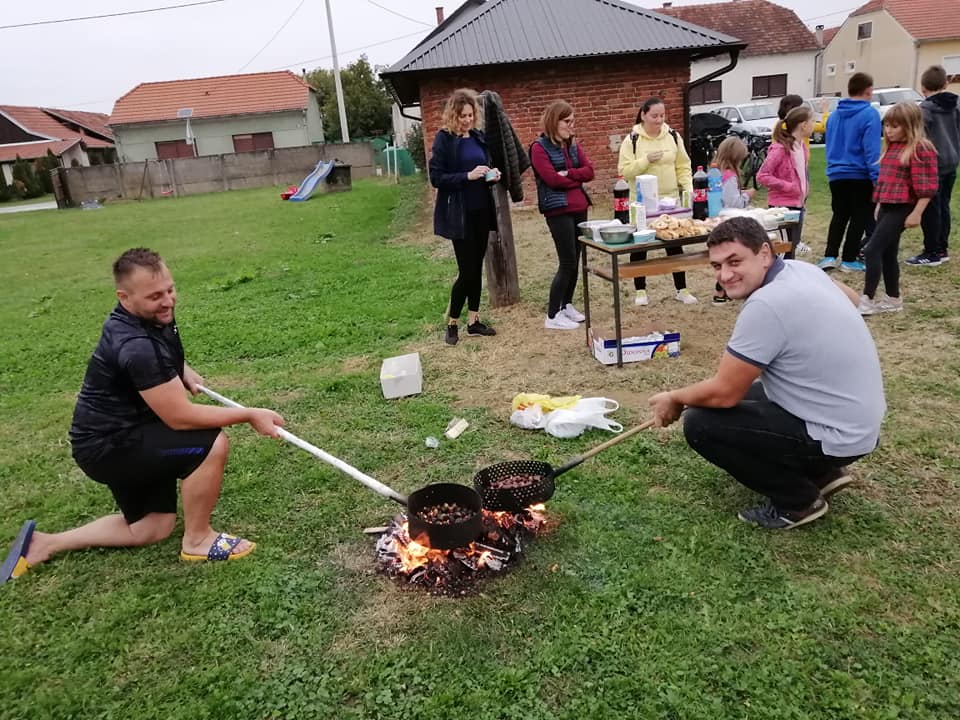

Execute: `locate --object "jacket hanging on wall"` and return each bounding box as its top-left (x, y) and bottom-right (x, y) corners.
top-left (479, 90), bottom-right (530, 202)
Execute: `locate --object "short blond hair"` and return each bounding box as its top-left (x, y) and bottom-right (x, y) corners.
top-left (441, 88), bottom-right (481, 134)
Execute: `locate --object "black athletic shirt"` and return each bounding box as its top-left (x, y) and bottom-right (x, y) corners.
top-left (70, 303), bottom-right (185, 463)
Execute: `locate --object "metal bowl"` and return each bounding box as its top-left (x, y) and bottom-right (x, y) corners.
top-left (598, 224), bottom-right (637, 244)
top-left (577, 220), bottom-right (613, 241)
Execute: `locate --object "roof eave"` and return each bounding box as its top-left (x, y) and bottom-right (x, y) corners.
top-left (108, 105), bottom-right (308, 128)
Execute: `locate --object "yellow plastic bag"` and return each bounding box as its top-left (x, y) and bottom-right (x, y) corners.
top-left (511, 393), bottom-right (581, 412)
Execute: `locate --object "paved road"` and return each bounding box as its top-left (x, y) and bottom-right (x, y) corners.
top-left (0, 200), bottom-right (58, 214)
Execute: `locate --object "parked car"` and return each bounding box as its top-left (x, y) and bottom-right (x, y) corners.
top-left (873, 87), bottom-right (923, 117)
top-left (803, 96), bottom-right (840, 143)
top-left (708, 102), bottom-right (780, 138)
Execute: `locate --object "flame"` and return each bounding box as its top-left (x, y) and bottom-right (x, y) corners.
top-left (393, 523), bottom-right (449, 572)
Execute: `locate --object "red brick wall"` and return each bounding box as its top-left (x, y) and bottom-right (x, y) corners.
top-left (417, 55), bottom-right (691, 209)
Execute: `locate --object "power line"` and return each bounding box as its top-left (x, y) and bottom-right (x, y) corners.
top-left (0, 0), bottom-right (227, 30)
top-left (800, 5), bottom-right (861, 23)
top-left (267, 29), bottom-right (427, 72)
top-left (365, 0), bottom-right (433, 27)
top-left (237, 0), bottom-right (307, 72)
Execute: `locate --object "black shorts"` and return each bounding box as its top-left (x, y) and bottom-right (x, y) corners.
top-left (75, 423), bottom-right (221, 524)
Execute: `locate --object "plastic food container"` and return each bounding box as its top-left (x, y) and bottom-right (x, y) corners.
top-left (632, 229), bottom-right (657, 244)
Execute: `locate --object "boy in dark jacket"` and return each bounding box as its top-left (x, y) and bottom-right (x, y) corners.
top-left (908, 65), bottom-right (960, 266)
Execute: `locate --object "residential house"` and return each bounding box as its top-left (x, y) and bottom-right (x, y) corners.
top-left (656, 0), bottom-right (821, 111)
top-left (821, 0), bottom-right (960, 95)
top-left (381, 0), bottom-right (744, 203)
top-left (0, 106), bottom-right (114, 184)
top-left (109, 71), bottom-right (324, 163)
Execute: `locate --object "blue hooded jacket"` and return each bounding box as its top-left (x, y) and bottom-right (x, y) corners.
top-left (825, 99), bottom-right (882, 182)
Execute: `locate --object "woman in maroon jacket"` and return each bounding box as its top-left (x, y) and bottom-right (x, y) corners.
top-left (530, 101), bottom-right (595, 330)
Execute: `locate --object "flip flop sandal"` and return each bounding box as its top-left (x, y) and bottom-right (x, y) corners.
top-left (179, 532), bottom-right (256, 562)
top-left (1, 520), bottom-right (36, 584)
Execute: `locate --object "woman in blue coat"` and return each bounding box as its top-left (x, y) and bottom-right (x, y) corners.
top-left (429, 88), bottom-right (500, 346)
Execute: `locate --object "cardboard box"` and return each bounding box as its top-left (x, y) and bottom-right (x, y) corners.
top-left (380, 352), bottom-right (423, 398)
top-left (589, 326), bottom-right (680, 365)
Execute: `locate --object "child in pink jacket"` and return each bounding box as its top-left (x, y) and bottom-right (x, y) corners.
top-left (757, 106), bottom-right (815, 257)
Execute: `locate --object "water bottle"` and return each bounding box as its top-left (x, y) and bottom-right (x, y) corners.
top-left (692, 166), bottom-right (708, 221)
top-left (614, 176), bottom-right (630, 224)
top-left (707, 163), bottom-right (723, 218)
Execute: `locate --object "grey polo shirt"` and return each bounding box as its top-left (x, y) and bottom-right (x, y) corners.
top-left (727, 258), bottom-right (885, 457)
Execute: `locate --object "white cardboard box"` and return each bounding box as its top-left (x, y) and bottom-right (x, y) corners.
top-left (589, 327), bottom-right (681, 365)
top-left (380, 352), bottom-right (423, 398)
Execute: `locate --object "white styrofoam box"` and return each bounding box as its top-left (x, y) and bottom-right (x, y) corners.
top-left (588, 327), bottom-right (681, 365)
top-left (380, 352), bottom-right (423, 399)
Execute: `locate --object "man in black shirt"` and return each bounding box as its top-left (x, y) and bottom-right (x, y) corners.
top-left (3, 248), bottom-right (284, 581)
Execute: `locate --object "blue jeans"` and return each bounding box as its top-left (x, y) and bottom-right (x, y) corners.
top-left (920, 171), bottom-right (955, 256)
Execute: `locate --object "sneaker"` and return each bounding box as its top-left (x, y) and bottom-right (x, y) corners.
top-left (938, 252), bottom-right (950, 263)
top-left (857, 295), bottom-right (880, 315)
top-left (817, 256), bottom-right (839, 270)
top-left (561, 303), bottom-right (585, 323)
top-left (875, 295), bottom-right (903, 313)
top-left (795, 241), bottom-right (813, 255)
top-left (815, 466), bottom-right (854, 498)
top-left (676, 289), bottom-right (698, 305)
top-left (466, 321), bottom-right (496, 337)
top-left (839, 260), bottom-right (866, 273)
top-left (737, 497), bottom-right (828, 530)
top-left (444, 324), bottom-right (459, 346)
top-left (712, 293), bottom-right (732, 305)
top-left (544, 313), bottom-right (579, 330)
top-left (905, 252), bottom-right (943, 267)
top-left (634, 290), bottom-right (649, 306)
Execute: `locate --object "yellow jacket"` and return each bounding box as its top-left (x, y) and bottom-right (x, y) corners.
top-left (617, 123), bottom-right (693, 201)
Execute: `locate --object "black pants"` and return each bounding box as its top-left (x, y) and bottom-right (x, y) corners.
top-left (921, 171), bottom-right (955, 256)
top-left (449, 209), bottom-right (491, 320)
top-left (545, 211), bottom-right (586, 316)
top-left (630, 247), bottom-right (687, 290)
top-left (775, 205), bottom-right (805, 259)
top-left (863, 203), bottom-right (911, 299)
top-left (682, 383), bottom-right (861, 511)
top-left (825, 179), bottom-right (874, 262)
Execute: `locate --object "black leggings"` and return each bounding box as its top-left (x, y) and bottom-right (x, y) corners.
top-left (545, 211), bottom-right (587, 317)
top-left (863, 203), bottom-right (910, 299)
top-left (449, 209), bottom-right (491, 320)
top-left (630, 246), bottom-right (687, 290)
top-left (826, 179), bottom-right (874, 262)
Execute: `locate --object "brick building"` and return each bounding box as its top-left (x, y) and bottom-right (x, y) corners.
top-left (382, 0), bottom-right (743, 205)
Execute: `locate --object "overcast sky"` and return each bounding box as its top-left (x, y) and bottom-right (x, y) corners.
top-left (3, 0), bottom-right (860, 115)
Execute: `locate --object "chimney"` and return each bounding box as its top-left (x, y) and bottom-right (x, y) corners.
top-left (815, 24), bottom-right (824, 47)
top-left (436, 6), bottom-right (445, 24)
top-left (662, 2), bottom-right (672, 6)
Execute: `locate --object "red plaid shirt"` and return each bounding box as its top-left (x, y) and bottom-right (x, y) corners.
top-left (873, 142), bottom-right (939, 205)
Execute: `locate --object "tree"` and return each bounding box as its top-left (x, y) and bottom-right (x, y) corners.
top-left (405, 123), bottom-right (425, 172)
top-left (36, 150), bottom-right (60, 194)
top-left (0, 169), bottom-right (11, 203)
top-left (12, 155), bottom-right (44, 199)
top-left (306, 55), bottom-right (393, 140)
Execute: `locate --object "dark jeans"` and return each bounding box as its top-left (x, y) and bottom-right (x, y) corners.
top-left (826, 179), bottom-right (874, 261)
top-left (449, 209), bottom-right (491, 320)
top-left (682, 383), bottom-right (861, 511)
top-left (630, 247), bottom-right (687, 290)
top-left (863, 204), bottom-right (911, 299)
top-left (545, 211), bottom-right (587, 317)
top-left (921, 171), bottom-right (956, 256)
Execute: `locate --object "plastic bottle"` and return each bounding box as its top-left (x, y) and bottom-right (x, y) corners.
top-left (692, 166), bottom-right (708, 221)
top-left (614, 176), bottom-right (630, 224)
top-left (707, 163), bottom-right (723, 218)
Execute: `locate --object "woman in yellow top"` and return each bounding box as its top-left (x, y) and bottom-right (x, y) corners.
top-left (618, 97), bottom-right (696, 306)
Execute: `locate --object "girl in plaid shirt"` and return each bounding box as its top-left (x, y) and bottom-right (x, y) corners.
top-left (858, 103), bottom-right (939, 315)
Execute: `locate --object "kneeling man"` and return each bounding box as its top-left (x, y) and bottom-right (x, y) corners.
top-left (649, 217), bottom-right (885, 529)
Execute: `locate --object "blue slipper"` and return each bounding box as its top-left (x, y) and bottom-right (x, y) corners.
top-left (1, 520), bottom-right (36, 585)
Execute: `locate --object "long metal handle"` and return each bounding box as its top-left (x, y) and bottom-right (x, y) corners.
top-left (198, 385), bottom-right (408, 506)
top-left (552, 419), bottom-right (656, 478)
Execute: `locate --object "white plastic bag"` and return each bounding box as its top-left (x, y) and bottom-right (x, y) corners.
top-left (543, 398), bottom-right (623, 439)
top-left (510, 404), bottom-right (548, 430)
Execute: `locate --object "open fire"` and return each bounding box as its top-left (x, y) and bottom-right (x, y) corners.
top-left (374, 505), bottom-right (549, 596)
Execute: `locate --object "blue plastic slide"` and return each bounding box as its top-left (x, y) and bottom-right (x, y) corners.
top-left (287, 160), bottom-right (335, 202)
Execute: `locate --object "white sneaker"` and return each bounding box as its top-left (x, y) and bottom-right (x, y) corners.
top-left (544, 313), bottom-right (579, 330)
top-left (875, 295), bottom-right (903, 313)
top-left (676, 289), bottom-right (698, 304)
top-left (562, 303), bottom-right (585, 323)
top-left (634, 290), bottom-right (649, 306)
top-left (795, 241), bottom-right (813, 255)
top-left (857, 294), bottom-right (880, 315)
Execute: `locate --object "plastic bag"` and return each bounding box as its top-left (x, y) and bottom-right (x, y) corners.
top-left (511, 393), bottom-right (580, 412)
top-left (543, 398), bottom-right (623, 439)
top-left (510, 404), bottom-right (548, 430)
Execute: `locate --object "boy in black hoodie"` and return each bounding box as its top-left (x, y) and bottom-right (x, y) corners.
top-left (908, 65), bottom-right (960, 266)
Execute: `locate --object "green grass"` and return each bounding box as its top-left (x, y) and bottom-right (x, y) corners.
top-left (1, 173), bottom-right (959, 720)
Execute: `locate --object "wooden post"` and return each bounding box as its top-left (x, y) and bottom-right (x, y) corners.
top-left (484, 183), bottom-right (521, 307)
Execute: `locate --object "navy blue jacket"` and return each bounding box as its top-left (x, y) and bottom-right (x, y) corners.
top-left (429, 128), bottom-right (496, 240)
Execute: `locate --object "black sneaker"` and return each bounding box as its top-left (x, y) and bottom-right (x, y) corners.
top-left (466, 321), bottom-right (496, 337)
top-left (937, 252), bottom-right (950, 263)
top-left (905, 252), bottom-right (942, 267)
top-left (814, 466), bottom-right (854, 498)
top-left (444, 324), bottom-right (459, 346)
top-left (737, 497), bottom-right (828, 530)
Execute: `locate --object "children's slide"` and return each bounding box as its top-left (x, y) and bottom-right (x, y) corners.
top-left (287, 160), bottom-right (335, 202)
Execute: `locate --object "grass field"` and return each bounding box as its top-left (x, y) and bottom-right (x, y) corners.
top-left (1, 162), bottom-right (959, 720)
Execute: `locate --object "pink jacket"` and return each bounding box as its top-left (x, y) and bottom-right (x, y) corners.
top-left (757, 141), bottom-right (809, 208)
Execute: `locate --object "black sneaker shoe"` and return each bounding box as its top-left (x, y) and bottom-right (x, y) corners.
top-left (466, 321), bottom-right (496, 337)
top-left (444, 324), bottom-right (459, 346)
top-left (937, 252), bottom-right (950, 263)
top-left (814, 466), bottom-right (854, 498)
top-left (905, 252), bottom-right (942, 267)
top-left (737, 497), bottom-right (828, 530)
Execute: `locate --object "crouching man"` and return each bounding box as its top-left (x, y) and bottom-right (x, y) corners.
top-left (649, 217), bottom-right (885, 529)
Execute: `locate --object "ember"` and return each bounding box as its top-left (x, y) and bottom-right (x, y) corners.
top-left (374, 505), bottom-right (549, 596)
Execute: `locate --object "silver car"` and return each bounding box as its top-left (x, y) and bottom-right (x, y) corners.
top-left (709, 102), bottom-right (780, 137)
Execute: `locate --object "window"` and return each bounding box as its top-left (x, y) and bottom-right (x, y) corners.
top-left (155, 139), bottom-right (195, 160)
top-left (857, 22), bottom-right (872, 40)
top-left (689, 80), bottom-right (722, 105)
top-left (944, 55), bottom-right (960, 75)
top-left (826, 64), bottom-right (837, 77)
top-left (232, 132), bottom-right (275, 153)
top-left (845, 60), bottom-right (857, 74)
top-left (751, 74), bottom-right (788, 99)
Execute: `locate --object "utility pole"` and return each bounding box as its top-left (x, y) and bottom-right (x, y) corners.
top-left (324, 0), bottom-right (350, 143)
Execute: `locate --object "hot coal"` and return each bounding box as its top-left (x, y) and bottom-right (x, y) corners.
top-left (415, 502), bottom-right (475, 525)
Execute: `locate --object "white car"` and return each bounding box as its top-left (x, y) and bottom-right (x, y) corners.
top-left (872, 87), bottom-right (923, 117)
top-left (708, 102), bottom-right (780, 137)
